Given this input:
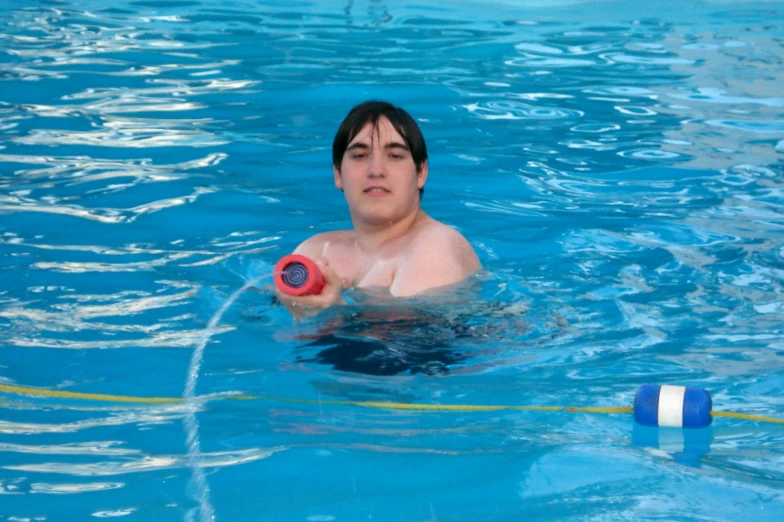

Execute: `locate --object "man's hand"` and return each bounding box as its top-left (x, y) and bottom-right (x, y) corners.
top-left (275, 258), bottom-right (346, 319)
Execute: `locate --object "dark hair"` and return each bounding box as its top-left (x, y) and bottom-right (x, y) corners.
top-left (332, 101), bottom-right (428, 198)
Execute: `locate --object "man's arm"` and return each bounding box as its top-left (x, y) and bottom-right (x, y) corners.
top-left (389, 227), bottom-right (481, 297)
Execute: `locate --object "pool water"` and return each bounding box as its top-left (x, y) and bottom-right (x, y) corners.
top-left (1, 0), bottom-right (783, 520)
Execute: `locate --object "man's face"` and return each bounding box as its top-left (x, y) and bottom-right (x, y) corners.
top-left (334, 116), bottom-right (427, 228)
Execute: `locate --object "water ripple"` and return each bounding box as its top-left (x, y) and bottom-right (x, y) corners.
top-left (14, 121), bottom-right (229, 148)
top-left (464, 101), bottom-right (583, 120)
top-left (31, 482), bottom-right (125, 494)
top-left (6, 447), bottom-right (286, 476)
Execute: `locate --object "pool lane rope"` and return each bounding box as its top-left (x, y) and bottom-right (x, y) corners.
top-left (1, 382), bottom-right (782, 426)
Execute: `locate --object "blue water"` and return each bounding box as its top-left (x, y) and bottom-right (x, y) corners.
top-left (1, 0), bottom-right (784, 520)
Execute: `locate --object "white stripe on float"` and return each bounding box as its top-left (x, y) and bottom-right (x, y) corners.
top-left (658, 385), bottom-right (686, 428)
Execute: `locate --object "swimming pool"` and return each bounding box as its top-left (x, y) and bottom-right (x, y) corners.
top-left (1, 0), bottom-right (783, 520)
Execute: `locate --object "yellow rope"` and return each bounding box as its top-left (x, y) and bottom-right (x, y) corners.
top-left (249, 397), bottom-right (634, 414)
top-left (0, 383), bottom-right (780, 425)
top-left (0, 384), bottom-right (636, 413)
top-left (0, 384), bottom-right (181, 404)
top-left (711, 410), bottom-right (784, 425)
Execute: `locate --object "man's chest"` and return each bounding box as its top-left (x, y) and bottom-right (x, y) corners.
top-left (325, 248), bottom-right (400, 289)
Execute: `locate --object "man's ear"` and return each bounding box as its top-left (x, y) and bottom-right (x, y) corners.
top-left (417, 160), bottom-right (428, 189)
top-left (333, 165), bottom-right (343, 190)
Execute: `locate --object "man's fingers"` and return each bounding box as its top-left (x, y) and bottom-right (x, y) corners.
top-left (315, 258), bottom-right (341, 286)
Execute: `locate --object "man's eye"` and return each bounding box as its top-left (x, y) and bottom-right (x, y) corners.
top-left (351, 153), bottom-right (366, 160)
top-left (390, 153), bottom-right (403, 159)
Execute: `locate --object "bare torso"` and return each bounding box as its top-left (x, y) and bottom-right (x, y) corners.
top-left (293, 212), bottom-right (481, 296)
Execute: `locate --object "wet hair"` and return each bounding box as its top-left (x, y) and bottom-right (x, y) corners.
top-left (332, 101), bottom-right (428, 198)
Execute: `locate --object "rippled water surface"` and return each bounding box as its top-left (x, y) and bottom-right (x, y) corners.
top-left (1, 0), bottom-right (783, 520)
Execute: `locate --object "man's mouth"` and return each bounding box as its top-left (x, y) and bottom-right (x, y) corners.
top-left (364, 186), bottom-right (390, 194)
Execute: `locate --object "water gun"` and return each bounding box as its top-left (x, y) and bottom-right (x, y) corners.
top-left (274, 254), bottom-right (325, 296)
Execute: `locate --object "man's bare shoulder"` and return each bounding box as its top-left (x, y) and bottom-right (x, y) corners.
top-left (409, 220), bottom-right (481, 267)
top-left (293, 230), bottom-right (355, 258)
top-left (390, 219), bottom-right (481, 297)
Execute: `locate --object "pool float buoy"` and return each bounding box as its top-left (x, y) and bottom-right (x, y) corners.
top-left (274, 254), bottom-right (325, 296)
top-left (634, 384), bottom-right (712, 428)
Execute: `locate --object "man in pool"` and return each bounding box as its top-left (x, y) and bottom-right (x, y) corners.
top-left (277, 101), bottom-right (481, 318)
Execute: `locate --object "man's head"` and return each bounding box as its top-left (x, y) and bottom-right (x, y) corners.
top-left (332, 101), bottom-right (428, 198)
top-left (330, 101), bottom-right (429, 229)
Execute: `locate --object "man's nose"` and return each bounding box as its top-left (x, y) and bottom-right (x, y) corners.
top-left (368, 154), bottom-right (385, 177)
